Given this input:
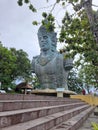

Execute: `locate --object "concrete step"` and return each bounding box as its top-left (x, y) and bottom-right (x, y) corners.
top-left (0, 102), bottom-right (86, 128)
top-left (50, 106), bottom-right (95, 130)
top-left (0, 99), bottom-right (84, 112)
top-left (1, 105), bottom-right (90, 130)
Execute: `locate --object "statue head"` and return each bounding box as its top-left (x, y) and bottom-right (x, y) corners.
top-left (38, 25), bottom-right (57, 52)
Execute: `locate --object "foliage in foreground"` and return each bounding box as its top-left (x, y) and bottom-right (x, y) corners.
top-left (92, 122), bottom-right (98, 130)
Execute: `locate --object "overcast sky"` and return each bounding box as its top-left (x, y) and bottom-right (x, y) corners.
top-left (0, 0), bottom-right (98, 60)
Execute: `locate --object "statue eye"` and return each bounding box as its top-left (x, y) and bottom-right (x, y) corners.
top-left (43, 36), bottom-right (48, 39)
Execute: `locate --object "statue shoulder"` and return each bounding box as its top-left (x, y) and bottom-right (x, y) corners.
top-left (32, 55), bottom-right (39, 62)
top-left (33, 55), bottom-right (39, 59)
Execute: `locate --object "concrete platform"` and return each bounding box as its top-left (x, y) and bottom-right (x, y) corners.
top-left (31, 89), bottom-right (76, 97)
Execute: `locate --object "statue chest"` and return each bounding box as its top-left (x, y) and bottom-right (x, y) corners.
top-left (35, 57), bottom-right (57, 76)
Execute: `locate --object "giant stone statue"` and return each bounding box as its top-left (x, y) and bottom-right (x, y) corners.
top-left (32, 24), bottom-right (73, 89)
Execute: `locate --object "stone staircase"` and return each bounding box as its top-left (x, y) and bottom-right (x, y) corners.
top-left (0, 94), bottom-right (95, 130)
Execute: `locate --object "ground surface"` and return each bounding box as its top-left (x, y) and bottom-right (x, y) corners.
top-left (78, 108), bottom-right (98, 130)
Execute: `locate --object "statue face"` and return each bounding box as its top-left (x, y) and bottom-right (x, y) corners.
top-left (38, 34), bottom-right (52, 51)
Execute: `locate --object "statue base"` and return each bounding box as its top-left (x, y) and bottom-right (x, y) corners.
top-left (31, 88), bottom-right (76, 97)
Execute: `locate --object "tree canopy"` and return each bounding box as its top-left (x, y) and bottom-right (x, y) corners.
top-left (0, 43), bottom-right (32, 90)
top-left (67, 69), bottom-right (83, 93)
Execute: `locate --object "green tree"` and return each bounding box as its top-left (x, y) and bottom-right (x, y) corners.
top-left (10, 48), bottom-right (32, 81)
top-left (59, 10), bottom-right (96, 59)
top-left (0, 43), bottom-right (32, 90)
top-left (59, 10), bottom-right (98, 88)
top-left (0, 43), bottom-right (17, 90)
top-left (78, 63), bottom-right (98, 89)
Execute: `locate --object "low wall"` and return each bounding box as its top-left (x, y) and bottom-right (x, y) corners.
top-left (70, 94), bottom-right (98, 106)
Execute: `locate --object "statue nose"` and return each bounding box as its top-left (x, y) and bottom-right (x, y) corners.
top-left (41, 38), bottom-right (45, 42)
